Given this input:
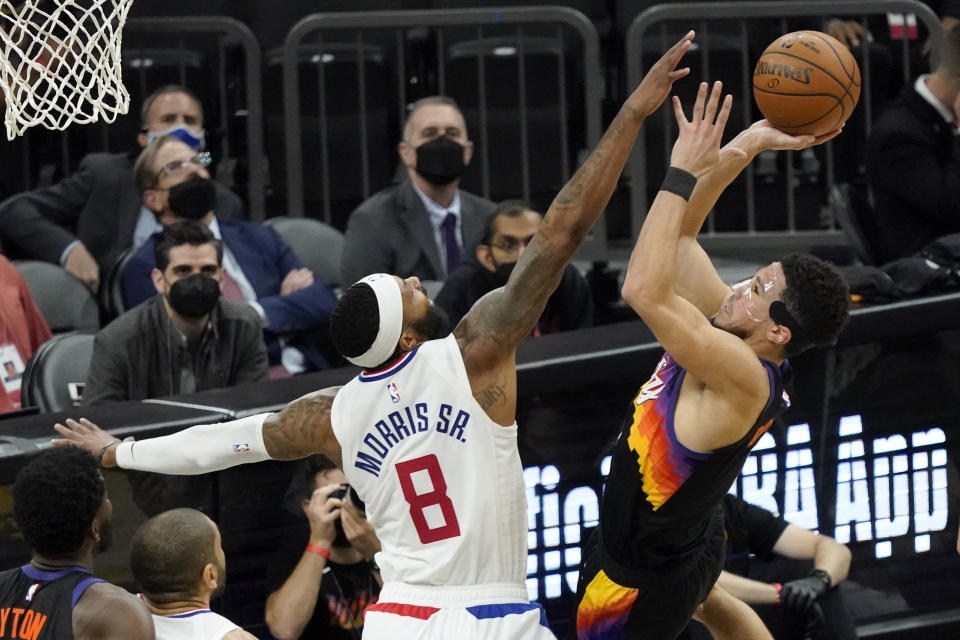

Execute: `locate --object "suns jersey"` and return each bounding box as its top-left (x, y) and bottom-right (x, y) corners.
top-left (0, 565), bottom-right (105, 639)
top-left (601, 351), bottom-right (792, 567)
top-left (331, 334), bottom-right (527, 593)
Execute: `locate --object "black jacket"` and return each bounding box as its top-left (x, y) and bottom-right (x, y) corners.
top-left (83, 294), bottom-right (268, 406)
top-left (435, 258), bottom-right (593, 334)
top-left (0, 151), bottom-right (245, 270)
top-left (866, 83), bottom-right (960, 262)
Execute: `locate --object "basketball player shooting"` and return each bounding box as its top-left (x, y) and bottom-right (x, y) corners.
top-left (54, 31), bottom-right (698, 640)
top-left (572, 83), bottom-right (850, 640)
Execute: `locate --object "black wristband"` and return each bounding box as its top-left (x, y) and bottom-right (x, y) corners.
top-left (660, 166), bottom-right (698, 201)
top-left (97, 440), bottom-right (120, 467)
top-left (809, 568), bottom-right (832, 589)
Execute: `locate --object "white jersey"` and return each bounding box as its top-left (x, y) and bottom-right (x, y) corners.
top-left (331, 334), bottom-right (528, 599)
top-left (151, 609), bottom-right (239, 640)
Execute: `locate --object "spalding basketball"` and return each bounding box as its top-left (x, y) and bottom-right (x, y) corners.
top-left (753, 31), bottom-right (861, 137)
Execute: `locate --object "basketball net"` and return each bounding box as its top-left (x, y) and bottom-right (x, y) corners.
top-left (0, 0), bottom-right (134, 139)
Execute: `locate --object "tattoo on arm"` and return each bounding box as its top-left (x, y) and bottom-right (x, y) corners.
top-left (553, 116), bottom-right (624, 209)
top-left (263, 388), bottom-right (341, 464)
top-left (474, 384), bottom-right (507, 411)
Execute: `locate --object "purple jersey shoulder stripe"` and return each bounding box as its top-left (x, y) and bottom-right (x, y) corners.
top-left (71, 577), bottom-right (106, 608)
top-left (21, 564), bottom-right (89, 581)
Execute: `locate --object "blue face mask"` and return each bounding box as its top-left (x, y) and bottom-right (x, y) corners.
top-left (146, 125), bottom-right (205, 150)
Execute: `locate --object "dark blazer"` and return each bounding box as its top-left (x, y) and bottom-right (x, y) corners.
top-left (340, 179), bottom-right (495, 286)
top-left (83, 294), bottom-right (268, 406)
top-left (866, 84), bottom-right (960, 262)
top-left (0, 151), bottom-right (245, 271)
top-left (122, 220), bottom-right (339, 369)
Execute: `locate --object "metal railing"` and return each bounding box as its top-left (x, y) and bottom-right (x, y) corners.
top-left (625, 0), bottom-right (942, 256)
top-left (281, 6), bottom-right (605, 256)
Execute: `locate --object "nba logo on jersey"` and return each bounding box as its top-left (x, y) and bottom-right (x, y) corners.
top-left (25, 583), bottom-right (38, 601)
top-left (387, 382), bottom-right (400, 403)
top-left (782, 390), bottom-right (792, 408)
top-left (233, 443), bottom-right (250, 452)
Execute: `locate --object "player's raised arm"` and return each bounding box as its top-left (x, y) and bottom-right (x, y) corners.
top-left (456, 31), bottom-right (695, 352)
top-left (51, 387), bottom-right (342, 471)
top-left (673, 121), bottom-right (839, 316)
top-left (621, 82), bottom-right (764, 398)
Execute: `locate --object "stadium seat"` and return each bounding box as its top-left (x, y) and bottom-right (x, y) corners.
top-left (264, 216), bottom-right (346, 289)
top-left (13, 260), bottom-right (100, 333)
top-left (829, 183), bottom-right (880, 266)
top-left (100, 246), bottom-right (137, 322)
top-left (20, 332), bottom-right (95, 412)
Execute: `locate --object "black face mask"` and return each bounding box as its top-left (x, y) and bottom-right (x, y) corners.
top-left (415, 136), bottom-right (467, 186)
top-left (168, 175), bottom-right (217, 220)
top-left (167, 273), bottom-right (220, 318)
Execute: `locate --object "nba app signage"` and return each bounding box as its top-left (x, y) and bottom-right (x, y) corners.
top-left (522, 413), bottom-right (950, 601)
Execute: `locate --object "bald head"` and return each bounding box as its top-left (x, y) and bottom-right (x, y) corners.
top-left (130, 508), bottom-right (220, 604)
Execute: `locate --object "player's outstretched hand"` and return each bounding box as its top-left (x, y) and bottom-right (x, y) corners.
top-left (52, 418), bottom-right (124, 467)
top-left (626, 30), bottom-right (694, 121)
top-left (669, 81), bottom-right (746, 178)
top-left (746, 119), bottom-right (840, 152)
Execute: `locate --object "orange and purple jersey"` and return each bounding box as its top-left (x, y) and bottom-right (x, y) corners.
top-left (599, 351), bottom-right (791, 568)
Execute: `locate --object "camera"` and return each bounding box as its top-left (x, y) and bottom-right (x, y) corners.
top-left (329, 484), bottom-right (365, 548)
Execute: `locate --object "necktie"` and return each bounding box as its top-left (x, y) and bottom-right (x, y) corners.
top-left (441, 212), bottom-right (461, 276)
top-left (220, 270), bottom-right (245, 301)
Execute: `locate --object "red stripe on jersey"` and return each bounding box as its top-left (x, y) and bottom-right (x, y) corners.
top-left (364, 602), bottom-right (440, 620)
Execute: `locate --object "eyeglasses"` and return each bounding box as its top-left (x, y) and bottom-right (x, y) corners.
top-left (490, 235), bottom-right (534, 255)
top-left (152, 152), bottom-right (212, 187)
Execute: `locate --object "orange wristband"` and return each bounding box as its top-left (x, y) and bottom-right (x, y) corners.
top-left (305, 543), bottom-right (330, 559)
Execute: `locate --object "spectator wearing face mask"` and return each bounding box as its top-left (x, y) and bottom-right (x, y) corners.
top-left (340, 96), bottom-right (496, 287)
top-left (0, 84), bottom-right (245, 292)
top-left (435, 200), bottom-right (593, 334)
top-left (82, 221), bottom-right (268, 406)
top-left (122, 136), bottom-right (339, 376)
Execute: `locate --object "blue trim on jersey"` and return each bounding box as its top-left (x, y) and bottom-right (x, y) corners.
top-left (357, 346), bottom-right (420, 382)
top-left (169, 609), bottom-right (213, 618)
top-left (21, 564), bottom-right (89, 581)
top-left (71, 577), bottom-right (105, 608)
top-left (465, 602), bottom-right (550, 628)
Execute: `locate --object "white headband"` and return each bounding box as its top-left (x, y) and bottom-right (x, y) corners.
top-left (346, 274), bottom-right (404, 368)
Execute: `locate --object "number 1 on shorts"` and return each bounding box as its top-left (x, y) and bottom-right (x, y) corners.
top-left (396, 454), bottom-right (461, 544)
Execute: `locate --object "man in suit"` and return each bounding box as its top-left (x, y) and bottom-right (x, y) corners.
top-left (0, 84), bottom-right (244, 292)
top-left (123, 135), bottom-right (338, 375)
top-left (340, 96), bottom-right (496, 287)
top-left (866, 24), bottom-right (960, 262)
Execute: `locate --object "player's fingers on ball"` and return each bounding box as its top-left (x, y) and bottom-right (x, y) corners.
top-left (78, 417), bottom-right (97, 430)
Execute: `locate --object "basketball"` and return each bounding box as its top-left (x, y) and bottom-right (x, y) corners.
top-left (753, 30), bottom-right (861, 137)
